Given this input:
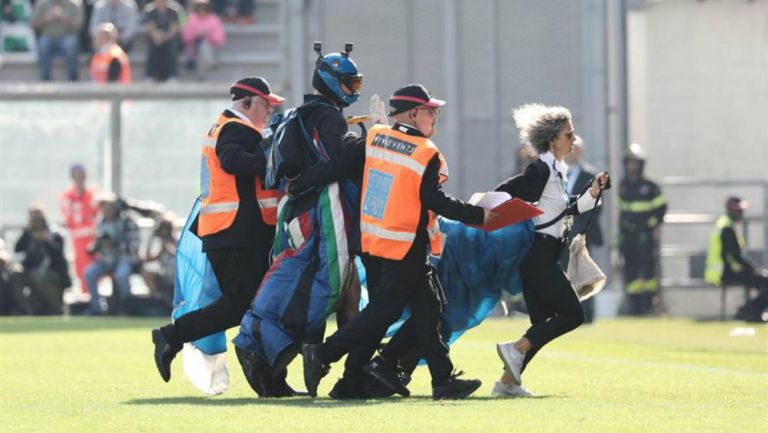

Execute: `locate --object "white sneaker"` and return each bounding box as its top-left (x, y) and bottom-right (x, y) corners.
top-left (490, 381), bottom-right (534, 398)
top-left (496, 342), bottom-right (524, 385)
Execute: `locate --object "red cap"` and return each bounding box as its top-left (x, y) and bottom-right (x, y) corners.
top-left (389, 84), bottom-right (445, 115)
top-left (726, 196), bottom-right (749, 211)
top-left (230, 77), bottom-right (285, 106)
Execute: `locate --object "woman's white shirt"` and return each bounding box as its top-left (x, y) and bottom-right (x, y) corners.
top-left (533, 151), bottom-right (598, 239)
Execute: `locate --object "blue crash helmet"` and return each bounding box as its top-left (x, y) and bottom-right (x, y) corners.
top-left (312, 42), bottom-right (363, 107)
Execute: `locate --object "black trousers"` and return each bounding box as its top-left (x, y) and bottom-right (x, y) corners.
top-left (378, 268), bottom-right (450, 376)
top-left (321, 251), bottom-right (453, 386)
top-left (520, 235), bottom-right (584, 373)
top-left (725, 270), bottom-right (768, 318)
top-left (164, 243), bottom-right (270, 345)
top-left (146, 41), bottom-right (178, 82)
top-left (620, 229), bottom-right (660, 315)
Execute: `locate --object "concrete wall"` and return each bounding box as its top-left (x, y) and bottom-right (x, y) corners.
top-left (628, 0), bottom-right (768, 258)
top-left (628, 0), bottom-right (768, 211)
top-left (305, 0), bottom-right (608, 198)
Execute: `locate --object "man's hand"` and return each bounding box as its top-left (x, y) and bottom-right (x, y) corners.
top-left (370, 94), bottom-right (389, 126)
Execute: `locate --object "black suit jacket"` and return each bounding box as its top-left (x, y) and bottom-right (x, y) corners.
top-left (569, 163), bottom-right (603, 246)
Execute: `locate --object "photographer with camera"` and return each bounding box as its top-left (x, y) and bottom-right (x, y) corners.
top-left (83, 193), bottom-right (140, 315)
top-left (11, 206), bottom-right (71, 315)
top-left (141, 213), bottom-right (177, 303)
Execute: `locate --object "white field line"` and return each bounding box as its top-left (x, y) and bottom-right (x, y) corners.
top-left (543, 351), bottom-right (768, 378)
top-left (460, 341), bottom-right (768, 378)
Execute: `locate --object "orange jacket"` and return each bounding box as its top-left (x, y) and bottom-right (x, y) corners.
top-left (90, 43), bottom-right (132, 84)
top-left (198, 114), bottom-right (278, 236)
top-left (360, 124), bottom-right (448, 260)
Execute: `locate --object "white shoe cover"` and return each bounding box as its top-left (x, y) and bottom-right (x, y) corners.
top-left (181, 343), bottom-right (230, 395)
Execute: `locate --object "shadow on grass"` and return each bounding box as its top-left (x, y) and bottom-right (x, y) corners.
top-left (0, 316), bottom-right (163, 334)
top-left (124, 394), bottom-right (561, 407)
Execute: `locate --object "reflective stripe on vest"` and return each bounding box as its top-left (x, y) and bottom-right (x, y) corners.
top-left (360, 125), bottom-right (447, 260)
top-left (256, 180), bottom-right (278, 225)
top-left (366, 145), bottom-right (427, 176)
top-left (198, 114), bottom-right (278, 236)
top-left (704, 215), bottom-right (744, 285)
top-left (361, 222), bottom-right (417, 243)
top-left (426, 212), bottom-right (443, 258)
top-left (200, 200), bottom-right (239, 214)
top-left (618, 195), bottom-right (667, 213)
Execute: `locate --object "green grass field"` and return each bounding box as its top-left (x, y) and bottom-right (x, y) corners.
top-left (1, 317), bottom-right (766, 433)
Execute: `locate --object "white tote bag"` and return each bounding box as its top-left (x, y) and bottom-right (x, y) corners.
top-left (567, 233), bottom-right (606, 301)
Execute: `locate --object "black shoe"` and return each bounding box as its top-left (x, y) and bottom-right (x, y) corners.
top-left (363, 375), bottom-right (395, 399)
top-left (235, 346), bottom-right (268, 397)
top-left (302, 344), bottom-right (329, 397)
top-left (264, 377), bottom-right (309, 398)
top-left (432, 371), bottom-right (481, 400)
top-left (363, 356), bottom-right (410, 397)
top-left (151, 328), bottom-right (181, 383)
top-left (328, 376), bottom-right (367, 400)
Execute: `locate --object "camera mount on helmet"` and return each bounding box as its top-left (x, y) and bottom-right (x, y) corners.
top-left (312, 41), bottom-right (363, 107)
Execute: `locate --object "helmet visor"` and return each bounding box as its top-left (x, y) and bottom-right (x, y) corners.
top-left (340, 74), bottom-right (363, 93)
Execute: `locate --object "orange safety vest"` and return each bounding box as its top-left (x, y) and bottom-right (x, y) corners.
top-left (360, 124), bottom-right (449, 260)
top-left (90, 43), bottom-right (132, 84)
top-left (198, 113), bottom-right (278, 236)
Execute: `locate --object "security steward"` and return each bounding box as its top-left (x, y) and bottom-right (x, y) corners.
top-left (618, 143), bottom-right (667, 315)
top-left (300, 84), bottom-right (492, 400)
top-left (705, 196), bottom-right (768, 322)
top-left (90, 23), bottom-right (131, 84)
top-left (151, 77), bottom-right (283, 384)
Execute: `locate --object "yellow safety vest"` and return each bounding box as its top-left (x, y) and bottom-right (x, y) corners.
top-left (704, 215), bottom-right (744, 285)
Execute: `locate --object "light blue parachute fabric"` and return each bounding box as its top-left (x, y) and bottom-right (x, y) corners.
top-left (375, 217), bottom-right (536, 344)
top-left (172, 197), bottom-right (227, 355)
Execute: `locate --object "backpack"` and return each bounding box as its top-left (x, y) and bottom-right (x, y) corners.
top-left (263, 101), bottom-right (334, 189)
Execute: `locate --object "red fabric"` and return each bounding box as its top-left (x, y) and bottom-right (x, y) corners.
top-left (72, 236), bottom-right (95, 293)
top-left (60, 186), bottom-right (99, 293)
top-left (471, 198), bottom-right (543, 232)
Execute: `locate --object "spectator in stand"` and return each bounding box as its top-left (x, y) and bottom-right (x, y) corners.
top-left (89, 0), bottom-right (138, 51)
top-left (83, 194), bottom-right (140, 315)
top-left (89, 22), bottom-right (132, 83)
top-left (141, 213), bottom-right (177, 302)
top-left (11, 206), bottom-right (72, 315)
top-left (182, 0), bottom-right (224, 78)
top-left (60, 164), bottom-right (99, 295)
top-left (142, 0), bottom-right (182, 82)
top-left (210, 0), bottom-right (252, 25)
top-left (31, 0), bottom-right (82, 81)
top-left (78, 0), bottom-right (94, 53)
top-left (1, 0), bottom-right (38, 55)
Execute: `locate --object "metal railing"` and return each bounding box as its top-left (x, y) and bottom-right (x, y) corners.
top-left (0, 83), bottom-right (236, 197)
top-left (659, 177), bottom-right (768, 289)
